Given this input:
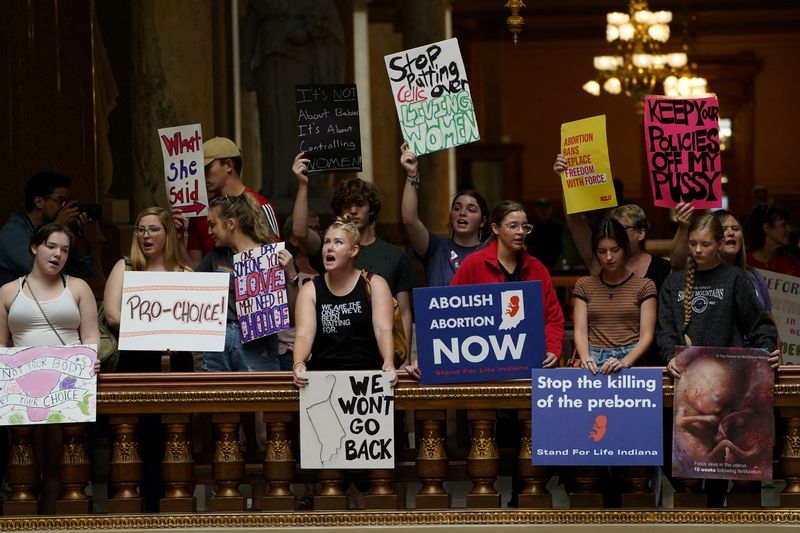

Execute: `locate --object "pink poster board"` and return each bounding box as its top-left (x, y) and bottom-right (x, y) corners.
top-left (643, 95), bottom-right (722, 209)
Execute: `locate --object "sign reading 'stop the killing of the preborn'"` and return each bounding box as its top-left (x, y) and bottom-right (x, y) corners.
top-left (300, 371), bottom-right (394, 469)
top-left (158, 124), bottom-right (210, 217)
top-left (413, 281), bottom-right (544, 384)
top-left (118, 272), bottom-right (229, 352)
top-left (0, 345), bottom-right (97, 426)
top-left (560, 115), bottom-right (617, 214)
top-left (672, 346), bottom-right (774, 481)
top-left (233, 242), bottom-right (291, 343)
top-left (531, 368), bottom-right (663, 466)
top-left (643, 95), bottom-right (722, 208)
top-left (296, 84), bottom-right (362, 172)
top-left (385, 38), bottom-right (480, 155)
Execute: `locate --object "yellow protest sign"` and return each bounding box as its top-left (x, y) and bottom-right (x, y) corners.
top-left (559, 115), bottom-right (617, 214)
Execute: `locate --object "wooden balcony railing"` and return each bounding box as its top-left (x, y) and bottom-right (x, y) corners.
top-left (2, 368), bottom-right (800, 529)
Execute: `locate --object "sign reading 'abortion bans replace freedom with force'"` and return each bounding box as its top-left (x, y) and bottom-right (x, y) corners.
top-left (158, 124), bottom-right (210, 217)
top-left (559, 115), bottom-right (618, 214)
top-left (299, 371), bottom-right (395, 469)
top-left (531, 368), bottom-right (663, 466)
top-left (296, 84), bottom-right (362, 172)
top-left (233, 243), bottom-right (291, 343)
top-left (413, 281), bottom-right (545, 385)
top-left (385, 38), bottom-right (480, 155)
top-left (644, 95), bottom-right (722, 208)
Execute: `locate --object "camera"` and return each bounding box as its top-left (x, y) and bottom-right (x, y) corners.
top-left (77, 203), bottom-right (103, 221)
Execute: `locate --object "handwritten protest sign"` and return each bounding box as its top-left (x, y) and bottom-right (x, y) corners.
top-left (559, 115), bottom-right (617, 214)
top-left (414, 281), bottom-right (544, 384)
top-left (384, 38), bottom-right (480, 155)
top-left (672, 346), bottom-right (774, 480)
top-left (118, 272), bottom-right (228, 352)
top-left (299, 371), bottom-right (394, 469)
top-left (0, 345), bottom-right (97, 426)
top-left (296, 84), bottom-right (362, 172)
top-left (233, 242), bottom-right (291, 343)
top-left (758, 269), bottom-right (800, 364)
top-left (643, 95), bottom-right (722, 208)
top-left (158, 123), bottom-right (209, 217)
top-left (531, 368), bottom-right (662, 466)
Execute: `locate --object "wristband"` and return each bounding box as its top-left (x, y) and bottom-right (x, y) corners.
top-left (287, 273), bottom-right (300, 286)
top-left (406, 174), bottom-right (420, 188)
top-left (293, 361), bottom-right (307, 370)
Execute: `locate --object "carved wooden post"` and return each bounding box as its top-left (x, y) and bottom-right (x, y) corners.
top-left (260, 412), bottom-right (295, 511)
top-left (466, 409), bottom-right (500, 508)
top-left (727, 480), bottom-right (761, 507)
top-left (56, 423), bottom-right (92, 514)
top-left (415, 410), bottom-right (450, 509)
top-left (567, 466), bottom-right (604, 508)
top-left (107, 415), bottom-right (143, 513)
top-left (366, 469), bottom-right (398, 509)
top-left (780, 410), bottom-right (800, 506)
top-left (3, 425), bottom-right (40, 515)
top-left (672, 477), bottom-right (706, 508)
top-left (517, 409), bottom-right (551, 507)
top-left (315, 469), bottom-right (347, 510)
top-left (209, 413), bottom-right (245, 512)
top-left (619, 466), bottom-right (655, 507)
top-left (160, 413), bottom-right (195, 512)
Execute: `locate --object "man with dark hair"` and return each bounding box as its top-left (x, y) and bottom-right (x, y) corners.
top-left (0, 171), bottom-right (94, 285)
top-left (180, 136), bottom-right (280, 266)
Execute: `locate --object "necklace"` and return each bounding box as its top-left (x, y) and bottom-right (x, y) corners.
top-left (599, 271), bottom-right (633, 299)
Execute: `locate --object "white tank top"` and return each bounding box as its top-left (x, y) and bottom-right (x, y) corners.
top-left (8, 277), bottom-right (82, 346)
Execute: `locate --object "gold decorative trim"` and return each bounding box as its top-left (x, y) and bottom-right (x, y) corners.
top-left (3, 509), bottom-right (800, 529)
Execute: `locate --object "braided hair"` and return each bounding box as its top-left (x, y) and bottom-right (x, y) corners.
top-left (682, 214), bottom-right (724, 345)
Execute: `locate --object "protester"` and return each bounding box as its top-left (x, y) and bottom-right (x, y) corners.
top-left (573, 218), bottom-right (657, 374)
top-left (0, 222), bottom-right (99, 513)
top-left (399, 143), bottom-right (488, 286)
top-left (525, 197), bottom-right (564, 269)
top-left (744, 204), bottom-right (800, 276)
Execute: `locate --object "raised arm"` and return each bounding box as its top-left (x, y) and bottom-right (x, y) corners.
top-left (554, 154), bottom-right (595, 270)
top-left (291, 152), bottom-right (321, 255)
top-left (400, 143), bottom-right (430, 258)
top-left (668, 202), bottom-right (694, 271)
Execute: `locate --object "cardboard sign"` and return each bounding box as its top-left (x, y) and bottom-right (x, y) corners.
top-left (158, 123), bottom-right (210, 217)
top-left (672, 346), bottom-right (774, 481)
top-left (118, 272), bottom-right (229, 352)
top-left (559, 115), bottom-right (618, 214)
top-left (384, 38), bottom-right (480, 155)
top-left (531, 368), bottom-right (663, 466)
top-left (296, 84), bottom-right (362, 172)
top-left (758, 269), bottom-right (800, 364)
top-left (413, 281), bottom-right (545, 384)
top-left (0, 345), bottom-right (97, 426)
top-left (299, 371), bottom-right (395, 469)
top-left (643, 95), bottom-right (722, 208)
top-left (233, 242), bottom-right (291, 343)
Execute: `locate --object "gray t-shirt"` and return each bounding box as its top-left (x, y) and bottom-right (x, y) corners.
top-left (421, 233), bottom-right (481, 287)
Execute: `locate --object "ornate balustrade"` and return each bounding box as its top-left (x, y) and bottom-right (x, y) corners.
top-left (2, 368), bottom-right (800, 527)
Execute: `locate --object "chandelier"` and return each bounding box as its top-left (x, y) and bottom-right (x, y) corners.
top-left (582, 0), bottom-right (707, 100)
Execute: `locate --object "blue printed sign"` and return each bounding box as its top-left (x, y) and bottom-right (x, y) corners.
top-left (531, 368), bottom-right (663, 466)
top-left (413, 281), bottom-right (545, 384)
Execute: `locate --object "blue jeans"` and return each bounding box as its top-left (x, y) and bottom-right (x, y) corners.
top-left (203, 321), bottom-right (280, 372)
top-left (588, 343), bottom-right (636, 365)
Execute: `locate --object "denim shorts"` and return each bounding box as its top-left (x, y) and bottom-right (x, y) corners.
top-left (203, 321), bottom-right (281, 372)
top-left (588, 343), bottom-right (637, 365)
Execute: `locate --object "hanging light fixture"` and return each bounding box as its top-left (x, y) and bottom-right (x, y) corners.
top-left (505, 0), bottom-right (526, 45)
top-left (583, 0), bottom-right (707, 100)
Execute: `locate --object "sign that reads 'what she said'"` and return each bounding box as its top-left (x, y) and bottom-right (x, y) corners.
top-left (413, 281), bottom-right (545, 384)
top-left (644, 95), bottom-right (722, 208)
top-left (233, 242), bottom-right (291, 343)
top-left (157, 124), bottom-right (210, 217)
top-left (296, 84), bottom-right (362, 172)
top-left (385, 38), bottom-right (480, 156)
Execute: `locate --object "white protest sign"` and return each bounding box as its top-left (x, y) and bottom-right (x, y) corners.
top-left (0, 345), bottom-right (97, 426)
top-left (300, 371), bottom-right (394, 469)
top-left (119, 272), bottom-right (229, 352)
top-left (233, 242), bottom-right (291, 343)
top-left (758, 269), bottom-right (800, 364)
top-left (158, 123), bottom-right (209, 217)
top-left (384, 38), bottom-right (480, 156)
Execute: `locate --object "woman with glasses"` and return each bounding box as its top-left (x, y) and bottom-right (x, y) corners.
top-left (450, 200), bottom-right (565, 367)
top-left (744, 204), bottom-right (800, 276)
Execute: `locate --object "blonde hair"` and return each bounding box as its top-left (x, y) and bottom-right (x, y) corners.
top-left (325, 216), bottom-right (360, 247)
top-left (682, 214), bottom-right (724, 344)
top-left (610, 204), bottom-right (649, 232)
top-left (130, 207), bottom-right (189, 272)
top-left (210, 194), bottom-right (276, 244)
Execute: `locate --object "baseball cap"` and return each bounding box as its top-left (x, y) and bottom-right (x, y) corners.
top-left (203, 137), bottom-right (241, 166)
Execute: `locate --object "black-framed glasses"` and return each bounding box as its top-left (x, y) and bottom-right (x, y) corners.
top-left (47, 195), bottom-right (69, 207)
top-left (134, 225), bottom-right (164, 236)
top-left (503, 222), bottom-right (533, 234)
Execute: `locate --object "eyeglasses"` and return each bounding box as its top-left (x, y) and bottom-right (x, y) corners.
top-left (503, 222), bottom-right (533, 234)
top-left (134, 225), bottom-right (164, 236)
top-left (47, 196), bottom-right (69, 207)
top-left (622, 225), bottom-right (639, 231)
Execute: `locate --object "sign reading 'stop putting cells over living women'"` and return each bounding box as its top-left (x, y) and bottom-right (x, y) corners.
top-left (413, 282), bottom-right (544, 384)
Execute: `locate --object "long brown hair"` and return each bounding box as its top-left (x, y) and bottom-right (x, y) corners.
top-left (682, 214), bottom-right (724, 344)
top-left (129, 207), bottom-right (189, 272)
